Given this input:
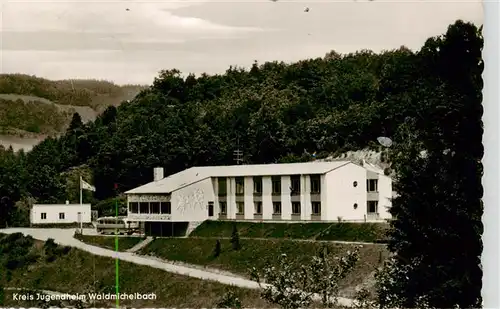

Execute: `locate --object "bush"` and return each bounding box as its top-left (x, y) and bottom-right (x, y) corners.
top-left (43, 238), bottom-right (58, 253)
top-left (213, 240), bottom-right (221, 258)
top-left (216, 290), bottom-right (242, 309)
top-left (230, 224), bottom-right (241, 251)
top-left (250, 249), bottom-right (360, 309)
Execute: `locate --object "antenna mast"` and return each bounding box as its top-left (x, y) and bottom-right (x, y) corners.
top-left (233, 136), bottom-right (243, 165)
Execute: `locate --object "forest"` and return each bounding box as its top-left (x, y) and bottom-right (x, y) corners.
top-left (0, 19), bottom-right (483, 308)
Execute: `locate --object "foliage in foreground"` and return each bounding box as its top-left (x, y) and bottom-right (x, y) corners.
top-left (250, 249), bottom-right (359, 309)
top-left (0, 233), bottom-right (271, 308)
top-left (217, 290), bottom-right (242, 309)
top-left (378, 20), bottom-right (483, 309)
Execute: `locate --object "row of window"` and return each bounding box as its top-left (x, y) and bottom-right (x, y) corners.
top-left (218, 175), bottom-right (322, 196)
top-left (128, 202), bottom-right (172, 214)
top-left (218, 177), bottom-right (379, 196)
top-left (219, 200), bottom-right (379, 216)
top-left (40, 212), bottom-right (65, 220)
top-left (219, 201), bottom-right (322, 215)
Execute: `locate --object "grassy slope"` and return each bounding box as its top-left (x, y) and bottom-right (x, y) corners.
top-left (74, 234), bottom-right (143, 251)
top-left (0, 74), bottom-right (146, 135)
top-left (139, 238), bottom-right (389, 298)
top-left (0, 233), bottom-right (270, 308)
top-left (76, 232), bottom-right (389, 299)
top-left (191, 221), bottom-right (390, 242)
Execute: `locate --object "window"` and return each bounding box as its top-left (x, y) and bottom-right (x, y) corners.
top-left (253, 177), bottom-right (263, 194)
top-left (59, 212), bottom-right (65, 219)
top-left (160, 202), bottom-right (171, 214)
top-left (353, 181), bottom-right (358, 187)
top-left (236, 202), bottom-right (245, 214)
top-left (272, 176), bottom-right (281, 194)
top-left (290, 175), bottom-right (301, 195)
top-left (150, 202), bottom-right (160, 214)
top-left (292, 202), bottom-right (301, 214)
top-left (208, 202), bottom-right (214, 217)
top-left (367, 179), bottom-right (378, 192)
top-left (139, 202), bottom-right (149, 213)
top-left (310, 175), bottom-right (321, 193)
top-left (41, 212), bottom-right (47, 220)
top-left (218, 178), bottom-right (227, 196)
top-left (219, 202), bottom-right (227, 214)
top-left (254, 202), bottom-right (262, 214)
top-left (273, 202), bottom-right (282, 214)
top-left (129, 202), bottom-right (139, 213)
top-left (312, 202), bottom-right (321, 215)
top-left (235, 177), bottom-right (244, 195)
top-left (368, 201), bottom-right (378, 213)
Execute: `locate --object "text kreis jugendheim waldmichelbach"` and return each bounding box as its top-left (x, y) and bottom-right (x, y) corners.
top-left (12, 292), bottom-right (157, 302)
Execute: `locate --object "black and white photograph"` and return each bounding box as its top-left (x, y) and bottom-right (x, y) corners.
top-left (0, 0), bottom-right (490, 308)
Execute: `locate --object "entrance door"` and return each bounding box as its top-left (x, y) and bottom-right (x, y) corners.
top-left (208, 202), bottom-right (214, 217)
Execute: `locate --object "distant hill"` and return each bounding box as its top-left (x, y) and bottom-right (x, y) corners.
top-left (0, 74), bottom-right (147, 140)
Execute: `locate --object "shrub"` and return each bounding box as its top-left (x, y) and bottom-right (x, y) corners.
top-left (213, 240), bottom-right (221, 258)
top-left (250, 249), bottom-right (359, 309)
top-left (44, 238), bottom-right (58, 252)
top-left (216, 290), bottom-right (242, 309)
top-left (230, 223), bottom-right (241, 251)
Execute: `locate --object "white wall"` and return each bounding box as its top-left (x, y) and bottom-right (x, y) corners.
top-left (325, 163), bottom-right (368, 221)
top-left (377, 174), bottom-right (393, 219)
top-left (262, 176), bottom-right (273, 220)
top-left (281, 176), bottom-right (292, 220)
top-left (31, 204), bottom-right (91, 224)
top-left (302, 175), bottom-right (312, 220)
top-left (244, 177), bottom-right (254, 219)
top-left (228, 177), bottom-right (236, 218)
top-left (170, 178), bottom-right (215, 222)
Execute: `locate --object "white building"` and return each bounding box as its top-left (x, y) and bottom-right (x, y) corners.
top-left (30, 202), bottom-right (92, 225)
top-left (125, 161), bottom-right (393, 235)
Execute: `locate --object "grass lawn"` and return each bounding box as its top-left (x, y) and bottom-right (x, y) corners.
top-left (74, 234), bottom-right (143, 252)
top-left (140, 237), bottom-right (390, 298)
top-left (0, 233), bottom-right (271, 308)
top-left (191, 220), bottom-right (389, 242)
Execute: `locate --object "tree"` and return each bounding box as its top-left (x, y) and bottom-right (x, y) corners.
top-left (68, 112), bottom-right (83, 132)
top-left (250, 249), bottom-right (359, 309)
top-left (26, 165), bottom-right (65, 204)
top-left (230, 223), bottom-right (241, 251)
top-left (213, 239), bottom-right (221, 258)
top-left (378, 20), bottom-right (483, 309)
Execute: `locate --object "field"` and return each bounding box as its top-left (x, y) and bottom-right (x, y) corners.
top-left (0, 74), bottom-right (146, 137)
top-left (0, 232), bottom-right (271, 308)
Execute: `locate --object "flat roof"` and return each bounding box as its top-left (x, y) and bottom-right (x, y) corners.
top-left (33, 204), bottom-right (91, 207)
top-left (125, 161), bottom-right (352, 195)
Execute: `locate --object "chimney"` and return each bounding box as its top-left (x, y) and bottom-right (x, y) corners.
top-left (153, 167), bottom-right (164, 181)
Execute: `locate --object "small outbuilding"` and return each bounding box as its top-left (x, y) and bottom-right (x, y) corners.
top-left (30, 201), bottom-right (91, 225)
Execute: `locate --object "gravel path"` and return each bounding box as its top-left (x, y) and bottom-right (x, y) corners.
top-left (0, 228), bottom-right (356, 307)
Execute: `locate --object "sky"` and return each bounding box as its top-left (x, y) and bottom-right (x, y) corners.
top-left (0, 0), bottom-right (483, 85)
